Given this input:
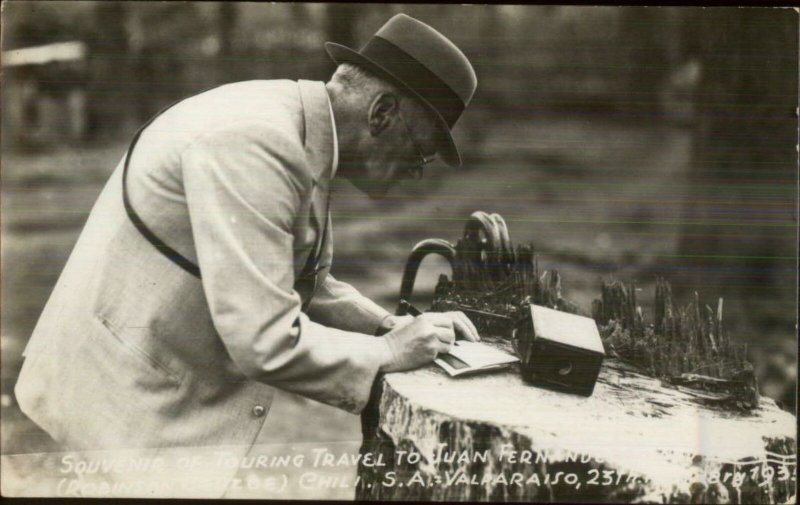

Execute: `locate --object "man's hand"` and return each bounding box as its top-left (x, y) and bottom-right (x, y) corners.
top-left (378, 312), bottom-right (480, 373)
top-left (438, 311), bottom-right (480, 343)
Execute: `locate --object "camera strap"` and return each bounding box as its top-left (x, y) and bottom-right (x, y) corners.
top-left (122, 98), bottom-right (202, 278)
top-left (122, 93), bottom-right (330, 283)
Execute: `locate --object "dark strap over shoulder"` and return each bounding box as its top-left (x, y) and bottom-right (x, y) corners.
top-left (122, 99), bottom-right (202, 278)
top-left (122, 89), bottom-right (330, 282)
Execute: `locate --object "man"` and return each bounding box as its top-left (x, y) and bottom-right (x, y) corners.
top-left (16, 13), bottom-right (477, 460)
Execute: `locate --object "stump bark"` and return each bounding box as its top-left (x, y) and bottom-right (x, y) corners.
top-left (356, 337), bottom-right (796, 503)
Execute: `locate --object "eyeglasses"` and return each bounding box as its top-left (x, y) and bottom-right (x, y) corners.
top-left (397, 110), bottom-right (437, 180)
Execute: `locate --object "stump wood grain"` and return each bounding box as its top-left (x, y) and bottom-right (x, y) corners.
top-left (356, 337), bottom-right (796, 503)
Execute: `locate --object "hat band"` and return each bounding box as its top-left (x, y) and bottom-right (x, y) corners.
top-left (361, 36), bottom-right (465, 128)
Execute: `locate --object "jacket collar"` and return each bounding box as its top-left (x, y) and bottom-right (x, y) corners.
top-left (298, 80), bottom-right (335, 187)
top-left (297, 80), bottom-right (335, 278)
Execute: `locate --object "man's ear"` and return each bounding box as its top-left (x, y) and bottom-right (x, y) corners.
top-left (368, 93), bottom-right (399, 137)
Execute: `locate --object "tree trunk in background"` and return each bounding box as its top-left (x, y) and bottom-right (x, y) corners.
top-left (325, 3), bottom-right (361, 75)
top-left (618, 7), bottom-right (679, 117)
top-left (209, 2), bottom-right (234, 85)
top-left (88, 2), bottom-right (132, 137)
top-left (319, 4), bottom-right (366, 81)
top-left (464, 6), bottom-right (503, 162)
top-left (677, 10), bottom-right (797, 350)
top-left (290, 3), bottom-right (311, 25)
top-left (216, 3), bottom-right (237, 84)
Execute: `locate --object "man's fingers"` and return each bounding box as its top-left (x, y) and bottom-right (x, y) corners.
top-left (451, 312), bottom-right (480, 342)
top-left (420, 311), bottom-right (479, 341)
top-left (424, 312), bottom-right (454, 330)
top-left (435, 337), bottom-right (453, 355)
top-left (462, 313), bottom-right (479, 338)
top-left (433, 326), bottom-right (455, 346)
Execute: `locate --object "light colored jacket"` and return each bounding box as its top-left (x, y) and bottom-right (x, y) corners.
top-left (15, 80), bottom-right (392, 454)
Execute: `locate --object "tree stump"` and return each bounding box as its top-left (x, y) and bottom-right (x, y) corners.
top-left (356, 336), bottom-right (796, 503)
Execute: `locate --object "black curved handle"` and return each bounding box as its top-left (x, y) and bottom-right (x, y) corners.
top-left (463, 211), bottom-right (500, 262)
top-left (489, 212), bottom-right (513, 265)
top-left (461, 211), bottom-right (515, 282)
top-left (398, 238), bottom-right (456, 314)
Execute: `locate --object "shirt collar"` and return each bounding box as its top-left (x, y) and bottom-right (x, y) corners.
top-left (326, 90), bottom-right (339, 178)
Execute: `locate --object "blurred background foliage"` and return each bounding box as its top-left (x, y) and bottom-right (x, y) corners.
top-left (2, 4), bottom-right (710, 143)
top-left (1, 3), bottom-right (797, 464)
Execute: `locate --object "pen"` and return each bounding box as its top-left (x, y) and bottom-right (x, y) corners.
top-left (398, 299), bottom-right (422, 317)
top-left (398, 299), bottom-right (472, 343)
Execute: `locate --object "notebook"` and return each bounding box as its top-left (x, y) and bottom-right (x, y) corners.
top-left (434, 340), bottom-right (519, 377)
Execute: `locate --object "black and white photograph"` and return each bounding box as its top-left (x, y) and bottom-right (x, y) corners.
top-left (0, 3), bottom-right (797, 501)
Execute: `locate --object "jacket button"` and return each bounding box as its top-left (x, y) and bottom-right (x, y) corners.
top-left (252, 405), bottom-right (266, 418)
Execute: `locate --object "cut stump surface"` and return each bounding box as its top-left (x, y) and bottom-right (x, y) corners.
top-left (356, 337), bottom-right (796, 503)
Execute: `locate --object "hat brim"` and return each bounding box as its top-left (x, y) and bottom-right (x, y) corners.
top-left (325, 41), bottom-right (461, 168)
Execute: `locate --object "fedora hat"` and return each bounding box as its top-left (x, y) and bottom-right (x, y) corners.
top-left (325, 13), bottom-right (477, 167)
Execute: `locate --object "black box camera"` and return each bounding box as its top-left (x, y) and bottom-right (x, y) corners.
top-left (513, 304), bottom-right (605, 396)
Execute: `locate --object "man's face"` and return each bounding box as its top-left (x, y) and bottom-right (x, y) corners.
top-left (352, 94), bottom-right (438, 200)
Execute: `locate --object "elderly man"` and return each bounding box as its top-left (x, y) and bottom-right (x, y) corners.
top-left (16, 13), bottom-right (478, 457)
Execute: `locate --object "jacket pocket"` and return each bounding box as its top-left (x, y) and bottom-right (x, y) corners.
top-left (93, 315), bottom-right (183, 386)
